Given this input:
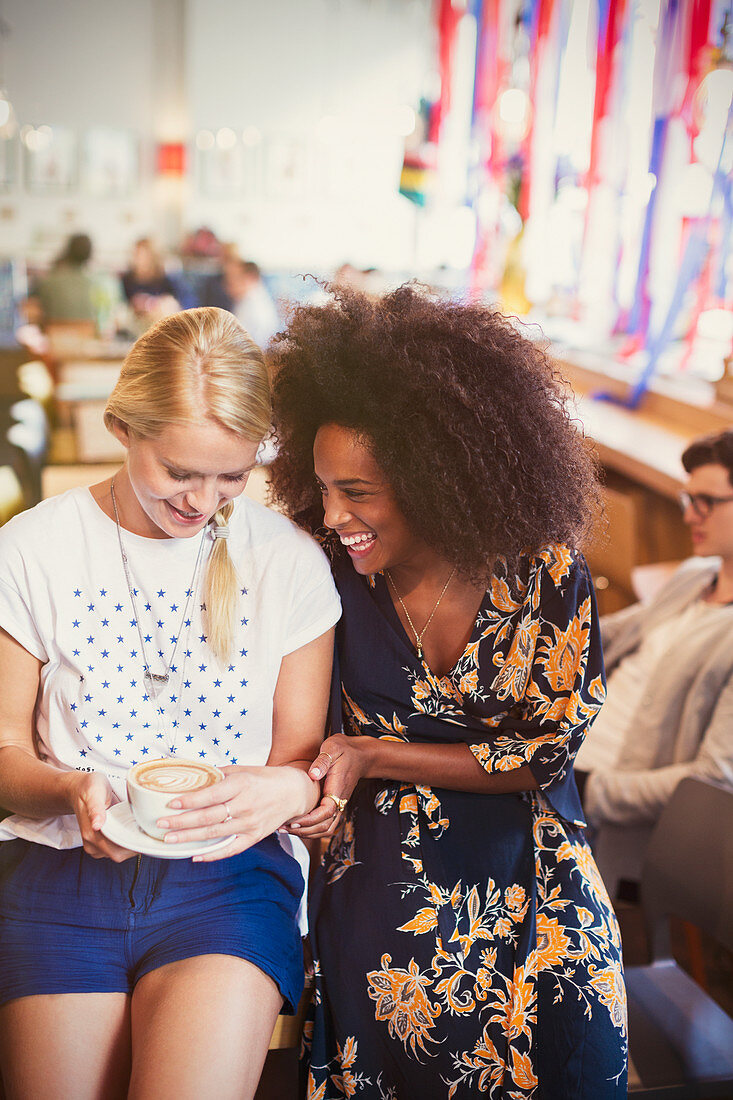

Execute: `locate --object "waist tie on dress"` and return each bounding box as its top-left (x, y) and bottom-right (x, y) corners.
top-left (375, 781), bottom-right (463, 957)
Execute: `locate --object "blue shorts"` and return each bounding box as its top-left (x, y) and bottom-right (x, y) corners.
top-left (0, 836), bottom-right (304, 1012)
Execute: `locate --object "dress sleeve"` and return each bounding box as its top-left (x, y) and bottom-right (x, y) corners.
top-left (468, 553), bottom-right (606, 789)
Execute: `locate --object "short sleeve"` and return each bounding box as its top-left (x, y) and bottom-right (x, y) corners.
top-left (0, 534), bottom-right (48, 662)
top-left (281, 538), bottom-right (341, 655)
top-left (468, 551), bottom-right (606, 789)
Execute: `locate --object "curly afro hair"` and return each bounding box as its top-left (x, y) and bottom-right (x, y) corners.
top-left (269, 284), bottom-right (599, 581)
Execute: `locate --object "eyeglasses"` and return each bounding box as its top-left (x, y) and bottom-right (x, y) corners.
top-left (679, 491), bottom-right (733, 519)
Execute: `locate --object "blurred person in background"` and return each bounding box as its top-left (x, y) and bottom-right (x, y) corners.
top-left (576, 429), bottom-right (733, 850)
top-left (197, 242), bottom-right (240, 312)
top-left (27, 233), bottom-right (101, 328)
top-left (121, 237), bottom-right (181, 328)
top-left (332, 263), bottom-right (382, 297)
top-left (224, 260), bottom-right (280, 350)
top-left (332, 262), bottom-right (363, 291)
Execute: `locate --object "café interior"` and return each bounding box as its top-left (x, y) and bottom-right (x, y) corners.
top-left (0, 0), bottom-right (731, 1096)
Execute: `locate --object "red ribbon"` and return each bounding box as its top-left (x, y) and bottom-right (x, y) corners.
top-left (429, 0), bottom-right (464, 144)
top-left (585, 0), bottom-right (628, 192)
top-left (518, 0), bottom-right (555, 221)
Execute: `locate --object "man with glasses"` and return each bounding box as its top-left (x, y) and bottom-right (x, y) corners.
top-left (575, 429), bottom-right (733, 890)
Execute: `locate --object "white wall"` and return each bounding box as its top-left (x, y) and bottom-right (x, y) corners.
top-left (1, 0), bottom-right (435, 273)
top-left (185, 0), bottom-right (433, 269)
top-left (1, 0), bottom-right (157, 266)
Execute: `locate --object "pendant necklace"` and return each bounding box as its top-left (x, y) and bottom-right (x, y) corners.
top-left (110, 479), bottom-right (208, 748)
top-left (385, 566), bottom-right (456, 660)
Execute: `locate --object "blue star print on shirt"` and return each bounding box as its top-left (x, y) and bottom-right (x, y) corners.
top-left (66, 575), bottom-right (252, 769)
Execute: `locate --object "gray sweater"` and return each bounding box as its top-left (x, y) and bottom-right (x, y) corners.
top-left (585, 556), bottom-right (733, 826)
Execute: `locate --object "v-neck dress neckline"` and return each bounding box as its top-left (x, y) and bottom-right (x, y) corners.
top-left (371, 569), bottom-right (488, 680)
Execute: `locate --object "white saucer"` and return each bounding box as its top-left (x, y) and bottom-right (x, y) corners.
top-left (100, 801), bottom-right (236, 859)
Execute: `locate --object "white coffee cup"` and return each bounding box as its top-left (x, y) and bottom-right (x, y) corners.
top-left (127, 758), bottom-right (224, 840)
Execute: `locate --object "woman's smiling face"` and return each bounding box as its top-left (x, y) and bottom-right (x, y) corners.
top-left (313, 423), bottom-right (429, 576)
top-left (113, 418), bottom-right (259, 539)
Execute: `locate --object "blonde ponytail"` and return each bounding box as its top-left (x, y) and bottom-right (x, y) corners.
top-left (204, 501), bottom-right (238, 662)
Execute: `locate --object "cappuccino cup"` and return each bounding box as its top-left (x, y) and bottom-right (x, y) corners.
top-left (127, 758), bottom-right (224, 840)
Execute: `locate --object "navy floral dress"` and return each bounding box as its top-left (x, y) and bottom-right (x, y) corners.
top-left (303, 545), bottom-right (627, 1099)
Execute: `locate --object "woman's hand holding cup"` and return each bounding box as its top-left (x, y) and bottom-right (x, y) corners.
top-left (147, 762), bottom-right (316, 862)
top-left (69, 770), bottom-right (136, 862)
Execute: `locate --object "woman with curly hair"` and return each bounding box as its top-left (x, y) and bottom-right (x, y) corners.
top-left (270, 285), bottom-right (627, 1099)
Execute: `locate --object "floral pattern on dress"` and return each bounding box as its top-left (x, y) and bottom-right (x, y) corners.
top-left (304, 545), bottom-right (627, 1098)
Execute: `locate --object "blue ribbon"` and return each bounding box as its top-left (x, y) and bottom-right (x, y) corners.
top-left (597, 96), bottom-right (732, 409)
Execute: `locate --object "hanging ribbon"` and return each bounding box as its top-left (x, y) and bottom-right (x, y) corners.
top-left (429, 0), bottom-right (464, 145)
top-left (468, 0), bottom-right (508, 296)
top-left (609, 0), bottom-right (637, 318)
top-left (600, 97), bottom-right (732, 408)
top-left (627, 0), bottom-right (687, 340)
top-left (518, 0), bottom-right (556, 222)
top-left (678, 223), bottom-right (715, 371)
top-left (575, 0), bottom-right (630, 327)
top-left (713, 166), bottom-right (732, 300)
top-left (682, 0), bottom-right (714, 123)
top-left (471, 0), bottom-right (506, 162)
top-left (585, 0), bottom-right (629, 193)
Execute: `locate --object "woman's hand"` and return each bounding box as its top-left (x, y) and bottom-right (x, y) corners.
top-left (285, 733), bottom-right (372, 840)
top-left (155, 764), bottom-right (316, 862)
top-left (69, 771), bottom-right (136, 862)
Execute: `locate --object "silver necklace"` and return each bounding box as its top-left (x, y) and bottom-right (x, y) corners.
top-left (110, 479), bottom-right (207, 714)
top-left (385, 567), bottom-right (456, 660)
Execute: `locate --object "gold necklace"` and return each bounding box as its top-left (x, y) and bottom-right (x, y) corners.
top-left (385, 567), bottom-right (456, 660)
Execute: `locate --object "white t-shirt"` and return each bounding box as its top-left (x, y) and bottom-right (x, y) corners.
top-left (0, 487), bottom-right (341, 849)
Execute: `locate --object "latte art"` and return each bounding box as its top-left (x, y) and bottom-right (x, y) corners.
top-left (133, 761), bottom-right (220, 793)
top-left (126, 758), bottom-right (225, 841)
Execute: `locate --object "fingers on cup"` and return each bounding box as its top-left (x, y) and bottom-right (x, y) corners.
top-left (157, 801), bottom-right (234, 831)
top-left (162, 805), bottom-right (241, 843)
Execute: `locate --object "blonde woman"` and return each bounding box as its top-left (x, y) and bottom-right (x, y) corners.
top-left (0, 308), bottom-right (340, 1099)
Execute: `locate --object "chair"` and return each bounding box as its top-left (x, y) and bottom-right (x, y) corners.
top-left (0, 465), bottom-right (25, 526)
top-left (626, 776), bottom-right (733, 1096)
top-left (268, 973), bottom-right (313, 1050)
top-left (16, 359), bottom-right (55, 408)
top-left (6, 397), bottom-right (49, 506)
top-left (631, 560), bottom-right (683, 604)
top-left (0, 396), bottom-right (47, 509)
top-left (54, 359), bottom-right (124, 463)
top-left (594, 821), bottom-right (654, 900)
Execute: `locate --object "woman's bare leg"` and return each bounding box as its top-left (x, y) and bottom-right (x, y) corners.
top-left (0, 993), bottom-right (131, 1100)
top-left (128, 954), bottom-right (284, 1100)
